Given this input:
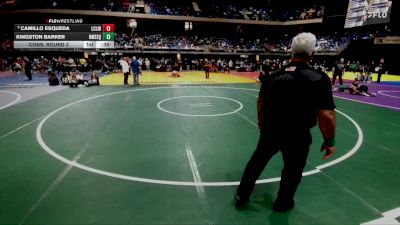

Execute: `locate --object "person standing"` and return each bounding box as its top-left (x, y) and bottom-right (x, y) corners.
top-left (217, 58), bottom-right (222, 71)
top-left (138, 57), bottom-right (143, 76)
top-left (131, 56), bottom-right (140, 86)
top-left (145, 58), bottom-right (151, 70)
top-left (24, 57), bottom-right (32, 80)
top-left (235, 33), bottom-right (336, 212)
top-left (366, 61), bottom-right (375, 83)
top-left (258, 59), bottom-right (271, 84)
top-left (332, 58), bottom-right (345, 86)
top-left (377, 58), bottom-right (386, 83)
top-left (118, 57), bottom-right (130, 85)
top-left (229, 60), bottom-right (234, 70)
top-left (204, 58), bottom-right (210, 79)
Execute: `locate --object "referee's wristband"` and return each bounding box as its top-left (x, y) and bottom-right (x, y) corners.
top-left (324, 138), bottom-right (335, 147)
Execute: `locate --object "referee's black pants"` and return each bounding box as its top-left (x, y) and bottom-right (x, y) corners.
top-left (332, 73), bottom-right (343, 85)
top-left (123, 72), bottom-right (129, 84)
top-left (377, 72), bottom-right (382, 83)
top-left (237, 131), bottom-right (311, 202)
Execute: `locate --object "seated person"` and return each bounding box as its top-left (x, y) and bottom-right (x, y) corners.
top-left (69, 73), bottom-right (79, 87)
top-left (171, 70), bottom-right (181, 78)
top-left (338, 78), bottom-right (376, 97)
top-left (171, 63), bottom-right (181, 78)
top-left (68, 71), bottom-right (84, 87)
top-left (60, 72), bottom-right (70, 85)
top-left (48, 71), bottom-right (59, 86)
top-left (84, 72), bottom-right (100, 87)
top-left (355, 72), bottom-right (365, 82)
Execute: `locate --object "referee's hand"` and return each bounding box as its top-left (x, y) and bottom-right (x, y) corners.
top-left (320, 144), bottom-right (335, 160)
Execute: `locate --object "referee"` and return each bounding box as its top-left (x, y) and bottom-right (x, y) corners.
top-left (332, 58), bottom-right (345, 86)
top-left (235, 33), bottom-right (336, 212)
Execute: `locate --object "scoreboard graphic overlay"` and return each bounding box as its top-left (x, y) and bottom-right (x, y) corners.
top-left (14, 24), bottom-right (115, 49)
top-left (345, 0), bottom-right (392, 28)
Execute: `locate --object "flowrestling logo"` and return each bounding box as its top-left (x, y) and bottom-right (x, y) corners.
top-left (367, 11), bottom-right (389, 19)
top-left (47, 19), bottom-right (83, 24)
top-left (345, 0), bottom-right (392, 28)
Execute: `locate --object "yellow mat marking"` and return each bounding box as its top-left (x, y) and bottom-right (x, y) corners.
top-left (327, 72), bottom-right (400, 82)
top-left (100, 71), bottom-right (256, 85)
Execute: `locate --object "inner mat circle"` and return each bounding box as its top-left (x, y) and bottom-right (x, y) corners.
top-left (157, 95), bottom-right (243, 117)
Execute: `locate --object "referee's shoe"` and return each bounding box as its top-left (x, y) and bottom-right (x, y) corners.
top-left (235, 195), bottom-right (294, 212)
top-left (234, 195), bottom-right (249, 208)
top-left (272, 198), bottom-right (295, 212)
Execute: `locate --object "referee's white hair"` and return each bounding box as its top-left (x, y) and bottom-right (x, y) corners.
top-left (291, 32), bottom-right (316, 57)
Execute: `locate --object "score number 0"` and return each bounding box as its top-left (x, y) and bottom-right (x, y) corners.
top-left (102, 24), bottom-right (115, 32)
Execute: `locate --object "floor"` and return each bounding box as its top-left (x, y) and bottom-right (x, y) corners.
top-left (0, 72), bottom-right (400, 225)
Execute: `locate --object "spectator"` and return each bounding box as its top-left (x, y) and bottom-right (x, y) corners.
top-left (145, 58), bottom-right (151, 70)
top-left (131, 56), bottom-right (141, 86)
top-left (48, 71), bottom-right (60, 86)
top-left (23, 57), bottom-right (32, 80)
top-left (85, 72), bottom-right (100, 86)
top-left (118, 57), bottom-right (130, 85)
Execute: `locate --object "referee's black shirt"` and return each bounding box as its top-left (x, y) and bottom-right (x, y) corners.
top-left (333, 63), bottom-right (345, 75)
top-left (259, 62), bottom-right (335, 135)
